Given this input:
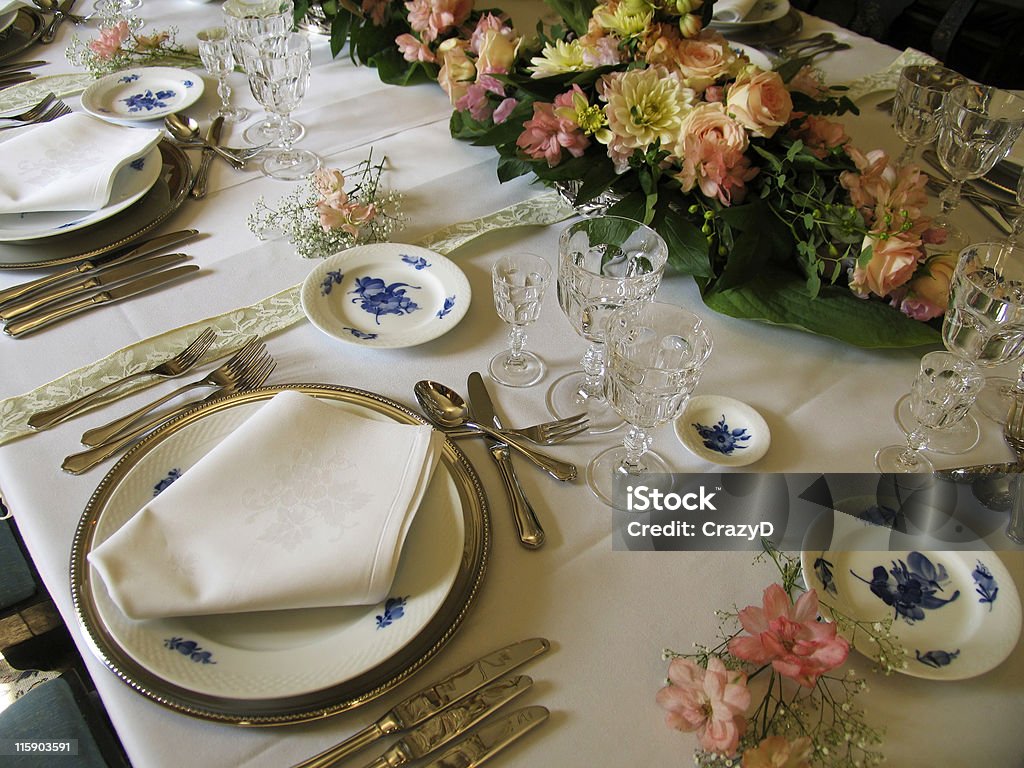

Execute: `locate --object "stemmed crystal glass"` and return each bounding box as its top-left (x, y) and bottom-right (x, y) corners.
top-left (891, 65), bottom-right (965, 165)
top-left (547, 216), bottom-right (668, 433)
top-left (932, 84), bottom-right (1024, 251)
top-left (876, 351), bottom-right (984, 474)
top-left (93, 0), bottom-right (142, 30)
top-left (196, 27), bottom-right (249, 124)
top-left (587, 302), bottom-right (713, 506)
top-left (489, 252), bottom-right (551, 387)
top-left (245, 32), bottom-right (320, 180)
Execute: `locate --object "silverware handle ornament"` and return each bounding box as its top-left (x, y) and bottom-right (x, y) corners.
top-left (40, 2), bottom-right (73, 43)
top-left (467, 421), bottom-right (576, 481)
top-left (490, 446), bottom-right (545, 548)
top-left (4, 292), bottom-right (105, 337)
top-left (191, 149), bottom-right (215, 198)
top-left (291, 722), bottom-right (393, 768)
top-left (28, 369), bottom-right (150, 431)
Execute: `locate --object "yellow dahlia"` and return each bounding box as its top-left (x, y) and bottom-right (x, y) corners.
top-left (528, 38), bottom-right (586, 78)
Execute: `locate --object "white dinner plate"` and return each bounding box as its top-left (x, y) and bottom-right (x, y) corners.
top-left (81, 67), bottom-right (204, 123)
top-left (0, 10), bottom-right (17, 35)
top-left (301, 243), bottom-right (471, 349)
top-left (0, 145), bottom-right (162, 243)
top-left (801, 512), bottom-right (1022, 680)
top-left (71, 385), bottom-right (489, 724)
top-left (675, 395), bottom-right (770, 466)
top-left (730, 41), bottom-right (773, 71)
top-left (711, 0), bottom-right (791, 28)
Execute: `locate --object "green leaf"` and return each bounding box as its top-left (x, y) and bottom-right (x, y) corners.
top-left (329, 11), bottom-right (352, 58)
top-left (450, 110), bottom-right (492, 141)
top-left (575, 160), bottom-right (620, 205)
top-left (702, 272), bottom-right (942, 348)
top-left (542, 0), bottom-right (598, 35)
top-left (654, 209), bottom-right (713, 278)
top-left (496, 156), bottom-right (532, 182)
top-left (369, 47), bottom-right (436, 86)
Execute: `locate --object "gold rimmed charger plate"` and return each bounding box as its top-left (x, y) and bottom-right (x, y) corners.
top-left (70, 384), bottom-right (490, 725)
top-left (0, 8), bottom-right (44, 64)
top-left (0, 140), bottom-right (191, 270)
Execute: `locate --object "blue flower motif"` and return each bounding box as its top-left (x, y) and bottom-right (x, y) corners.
top-left (350, 276), bottom-right (421, 324)
top-left (320, 269), bottom-right (344, 296)
top-left (436, 295), bottom-right (456, 319)
top-left (915, 648), bottom-right (960, 668)
top-left (164, 637), bottom-right (216, 664)
top-left (401, 254), bottom-right (431, 270)
top-left (851, 551), bottom-right (960, 624)
top-left (692, 415), bottom-right (750, 455)
top-left (972, 561), bottom-right (999, 610)
top-left (129, 157), bottom-right (146, 171)
top-left (183, 80), bottom-right (194, 88)
top-left (118, 73), bottom-right (141, 83)
top-left (121, 89), bottom-right (176, 112)
top-left (153, 468), bottom-right (182, 497)
top-left (375, 596), bottom-right (407, 629)
top-left (814, 556), bottom-right (837, 596)
top-left (857, 504), bottom-right (899, 528)
top-left (344, 327), bottom-right (377, 340)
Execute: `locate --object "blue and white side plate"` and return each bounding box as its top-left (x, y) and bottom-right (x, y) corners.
top-left (675, 394), bottom-right (770, 467)
top-left (0, 144), bottom-right (161, 242)
top-left (301, 243), bottom-right (471, 349)
top-left (801, 513), bottom-right (1022, 680)
top-left (80, 67), bottom-right (204, 123)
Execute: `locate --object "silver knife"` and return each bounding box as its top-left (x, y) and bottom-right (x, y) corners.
top-left (292, 638), bottom-right (549, 768)
top-left (0, 229), bottom-right (199, 309)
top-left (40, 0), bottom-right (78, 43)
top-left (357, 676), bottom-right (533, 768)
top-left (467, 372), bottom-right (545, 549)
top-left (190, 116), bottom-right (223, 199)
top-left (0, 61), bottom-right (47, 75)
top-left (0, 253), bottom-right (190, 322)
top-left (421, 706), bottom-right (549, 768)
top-left (4, 265), bottom-right (200, 338)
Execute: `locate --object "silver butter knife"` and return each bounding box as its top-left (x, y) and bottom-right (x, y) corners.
top-left (0, 229), bottom-right (199, 309)
top-left (292, 638), bottom-right (549, 768)
top-left (467, 372), bottom-right (545, 549)
top-left (357, 675), bottom-right (532, 768)
top-left (0, 252), bottom-right (190, 322)
top-left (190, 115), bottom-right (223, 199)
top-left (4, 265), bottom-right (199, 338)
top-left (421, 705), bottom-right (549, 768)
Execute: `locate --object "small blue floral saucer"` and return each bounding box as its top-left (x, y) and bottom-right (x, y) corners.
top-left (81, 67), bottom-right (204, 123)
top-left (301, 243), bottom-right (471, 348)
top-left (674, 394), bottom-right (770, 467)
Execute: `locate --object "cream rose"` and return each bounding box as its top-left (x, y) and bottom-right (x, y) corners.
top-left (899, 251), bottom-right (957, 320)
top-left (727, 69), bottom-right (793, 139)
top-left (851, 233), bottom-right (923, 299)
top-left (436, 38), bottom-right (475, 106)
top-left (674, 36), bottom-right (737, 92)
top-left (476, 27), bottom-right (518, 74)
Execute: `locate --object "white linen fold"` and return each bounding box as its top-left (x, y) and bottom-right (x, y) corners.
top-left (0, 0), bottom-right (30, 15)
top-left (712, 0), bottom-right (760, 23)
top-left (88, 391), bottom-right (445, 620)
top-left (0, 113), bottom-right (162, 214)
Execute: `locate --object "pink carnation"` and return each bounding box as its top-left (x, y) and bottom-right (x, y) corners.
top-left (404, 0), bottom-right (472, 43)
top-left (656, 656), bottom-right (750, 756)
top-left (492, 97), bottom-right (518, 124)
top-left (728, 584), bottom-right (849, 688)
top-left (395, 33), bottom-right (436, 63)
top-left (455, 74), bottom-right (505, 121)
top-left (516, 92), bottom-right (589, 167)
top-left (89, 21), bottom-right (130, 60)
top-left (790, 114), bottom-right (848, 159)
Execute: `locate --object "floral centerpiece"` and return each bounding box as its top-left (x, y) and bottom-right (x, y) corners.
top-left (299, 0), bottom-right (949, 348)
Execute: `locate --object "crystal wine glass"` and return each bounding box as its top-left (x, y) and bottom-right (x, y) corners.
top-left (547, 216), bottom-right (668, 433)
top-left (489, 252), bottom-right (551, 387)
top-left (932, 84), bottom-right (1024, 251)
top-left (246, 32), bottom-right (320, 180)
top-left (876, 351), bottom-right (984, 474)
top-left (587, 302), bottom-right (713, 507)
top-left (891, 64), bottom-right (965, 165)
top-left (93, 0), bottom-right (142, 30)
top-left (196, 27), bottom-right (249, 124)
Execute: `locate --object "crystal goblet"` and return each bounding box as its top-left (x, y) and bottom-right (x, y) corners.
top-left (547, 216), bottom-right (668, 433)
top-left (489, 252), bottom-right (551, 388)
top-left (876, 351), bottom-right (984, 474)
top-left (587, 302), bottom-right (713, 507)
top-left (196, 26), bottom-right (249, 124)
top-left (891, 64), bottom-right (965, 165)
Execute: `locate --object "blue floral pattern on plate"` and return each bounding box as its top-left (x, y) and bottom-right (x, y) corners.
top-left (436, 296), bottom-right (455, 319)
top-left (851, 551), bottom-right (960, 624)
top-left (121, 89), bottom-right (177, 112)
top-left (375, 596), bottom-right (407, 629)
top-left (344, 327), bottom-right (378, 339)
top-left (813, 556), bottom-right (837, 596)
top-left (915, 648), bottom-right (960, 668)
top-left (401, 254), bottom-right (431, 270)
top-left (350, 276), bottom-right (421, 324)
top-left (692, 414), bottom-right (751, 455)
top-left (165, 637), bottom-right (216, 664)
top-left (153, 468), bottom-right (182, 497)
top-left (973, 561), bottom-right (999, 610)
top-left (320, 270), bottom-right (344, 296)
top-left (119, 74), bottom-right (140, 83)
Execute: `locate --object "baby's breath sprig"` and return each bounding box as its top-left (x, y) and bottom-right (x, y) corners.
top-left (247, 151), bottom-right (403, 259)
top-left (67, 24), bottom-right (202, 77)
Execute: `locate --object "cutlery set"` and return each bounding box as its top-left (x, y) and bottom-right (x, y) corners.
top-left (0, 59), bottom-right (44, 90)
top-left (0, 92), bottom-right (70, 130)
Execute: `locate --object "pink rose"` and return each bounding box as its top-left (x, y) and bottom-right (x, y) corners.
top-left (851, 233), bottom-right (924, 300)
top-left (656, 656), bottom-right (750, 756)
top-left (728, 584), bottom-right (849, 688)
top-left (674, 102), bottom-right (757, 205)
top-left (742, 736), bottom-right (814, 768)
top-left (898, 250), bottom-right (958, 320)
top-left (395, 33), bottom-right (436, 64)
top-left (727, 69), bottom-right (793, 138)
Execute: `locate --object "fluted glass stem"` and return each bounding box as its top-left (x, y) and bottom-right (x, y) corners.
top-left (620, 426), bottom-right (653, 474)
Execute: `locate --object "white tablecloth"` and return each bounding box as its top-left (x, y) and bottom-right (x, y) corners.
top-left (0, 4), bottom-right (1021, 767)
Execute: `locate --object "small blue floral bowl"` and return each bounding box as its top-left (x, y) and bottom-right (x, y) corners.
top-left (675, 394), bottom-right (770, 466)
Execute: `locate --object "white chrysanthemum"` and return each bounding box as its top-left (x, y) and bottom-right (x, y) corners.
top-left (593, 1), bottom-right (655, 38)
top-left (528, 38), bottom-right (586, 78)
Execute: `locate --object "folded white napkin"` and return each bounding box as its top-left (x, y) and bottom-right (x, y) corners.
top-left (0, 0), bottom-right (31, 15)
top-left (89, 391), bottom-right (445, 620)
top-left (712, 0), bottom-right (760, 23)
top-left (0, 113), bottom-right (162, 214)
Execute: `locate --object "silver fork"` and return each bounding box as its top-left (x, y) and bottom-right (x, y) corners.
top-left (446, 412), bottom-right (589, 445)
top-left (79, 338), bottom-right (265, 447)
top-left (0, 92), bottom-right (56, 122)
top-left (1003, 391), bottom-right (1024, 543)
top-left (28, 328), bottom-right (217, 431)
top-left (0, 99), bottom-right (71, 132)
top-left (61, 353), bottom-right (276, 475)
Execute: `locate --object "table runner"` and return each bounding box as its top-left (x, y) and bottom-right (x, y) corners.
top-left (0, 191), bottom-right (573, 446)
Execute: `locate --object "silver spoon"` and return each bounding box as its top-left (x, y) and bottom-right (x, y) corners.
top-left (32, 0), bottom-right (91, 23)
top-left (164, 114), bottom-right (246, 169)
top-left (413, 380), bottom-right (577, 482)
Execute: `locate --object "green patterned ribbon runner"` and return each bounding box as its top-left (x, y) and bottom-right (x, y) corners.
top-left (0, 192), bottom-right (574, 446)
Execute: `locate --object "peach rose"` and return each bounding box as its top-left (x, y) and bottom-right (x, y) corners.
top-left (898, 250), bottom-right (957, 320)
top-left (674, 102), bottom-right (756, 205)
top-left (436, 38), bottom-right (475, 106)
top-left (851, 233), bottom-right (923, 299)
top-left (727, 69), bottom-right (793, 138)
